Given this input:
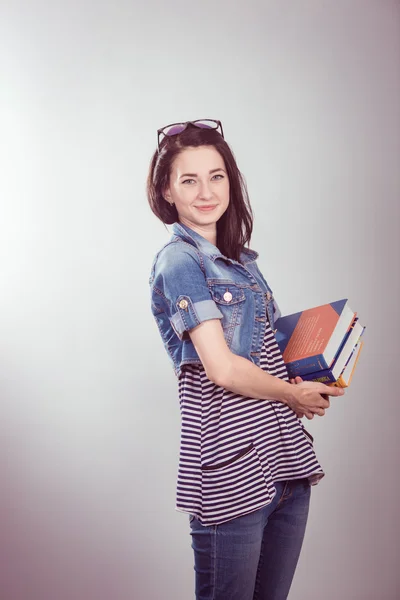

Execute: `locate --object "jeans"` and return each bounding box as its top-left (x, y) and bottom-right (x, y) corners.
top-left (189, 478), bottom-right (311, 600)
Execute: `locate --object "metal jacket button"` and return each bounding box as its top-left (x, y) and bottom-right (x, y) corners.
top-left (179, 299), bottom-right (188, 310)
top-left (223, 291), bottom-right (233, 302)
top-left (266, 291), bottom-right (272, 300)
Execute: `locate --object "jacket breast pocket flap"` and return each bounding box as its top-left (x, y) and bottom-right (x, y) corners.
top-left (209, 283), bottom-right (246, 305)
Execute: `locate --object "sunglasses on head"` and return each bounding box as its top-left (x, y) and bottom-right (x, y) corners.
top-left (157, 119), bottom-right (224, 151)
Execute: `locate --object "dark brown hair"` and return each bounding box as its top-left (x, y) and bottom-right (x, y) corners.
top-left (146, 124), bottom-right (254, 262)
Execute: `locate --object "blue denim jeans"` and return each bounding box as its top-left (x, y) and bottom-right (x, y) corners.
top-left (189, 478), bottom-right (311, 600)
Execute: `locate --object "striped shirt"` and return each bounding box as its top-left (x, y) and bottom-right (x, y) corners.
top-left (176, 317), bottom-right (325, 526)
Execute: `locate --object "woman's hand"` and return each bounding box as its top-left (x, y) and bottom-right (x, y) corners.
top-left (288, 376), bottom-right (344, 420)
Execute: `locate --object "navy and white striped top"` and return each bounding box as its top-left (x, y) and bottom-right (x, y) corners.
top-left (176, 316), bottom-right (325, 526)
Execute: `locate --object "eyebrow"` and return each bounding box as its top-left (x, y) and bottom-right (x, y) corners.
top-left (179, 168), bottom-right (226, 178)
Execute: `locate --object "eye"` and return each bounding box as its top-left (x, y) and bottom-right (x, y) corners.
top-left (182, 179), bottom-right (196, 185)
top-left (212, 174), bottom-right (224, 180)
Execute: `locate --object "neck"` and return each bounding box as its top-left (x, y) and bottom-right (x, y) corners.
top-left (179, 218), bottom-right (217, 247)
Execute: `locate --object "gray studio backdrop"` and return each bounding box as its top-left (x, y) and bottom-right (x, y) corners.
top-left (1, 1), bottom-right (399, 599)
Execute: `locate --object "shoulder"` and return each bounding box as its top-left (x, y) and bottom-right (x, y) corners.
top-left (149, 239), bottom-right (207, 295)
top-left (151, 238), bottom-right (204, 277)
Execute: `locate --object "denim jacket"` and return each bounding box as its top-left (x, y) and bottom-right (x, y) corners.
top-left (149, 221), bottom-right (282, 378)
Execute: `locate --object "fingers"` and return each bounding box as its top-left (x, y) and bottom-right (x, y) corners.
top-left (324, 385), bottom-right (345, 397)
top-left (303, 407), bottom-right (325, 419)
top-left (290, 377), bottom-right (304, 385)
top-left (312, 407), bottom-right (325, 417)
top-left (299, 403), bottom-right (327, 419)
top-left (320, 395), bottom-right (330, 409)
top-left (306, 382), bottom-right (345, 397)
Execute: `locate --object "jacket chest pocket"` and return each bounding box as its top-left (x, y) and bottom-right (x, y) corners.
top-left (209, 283), bottom-right (246, 340)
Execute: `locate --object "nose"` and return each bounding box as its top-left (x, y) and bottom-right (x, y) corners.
top-left (198, 181), bottom-right (213, 201)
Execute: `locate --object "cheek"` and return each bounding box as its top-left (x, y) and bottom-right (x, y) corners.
top-left (174, 187), bottom-right (194, 205)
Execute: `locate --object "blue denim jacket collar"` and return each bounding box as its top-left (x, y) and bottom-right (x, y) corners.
top-left (171, 221), bottom-right (259, 264)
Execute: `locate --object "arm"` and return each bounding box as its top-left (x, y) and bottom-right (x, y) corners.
top-left (189, 319), bottom-right (344, 418)
top-left (151, 245), bottom-right (343, 417)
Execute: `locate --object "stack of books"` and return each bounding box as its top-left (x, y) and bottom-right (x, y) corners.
top-left (274, 299), bottom-right (365, 388)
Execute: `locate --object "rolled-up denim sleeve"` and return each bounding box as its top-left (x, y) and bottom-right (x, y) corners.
top-left (151, 245), bottom-right (223, 340)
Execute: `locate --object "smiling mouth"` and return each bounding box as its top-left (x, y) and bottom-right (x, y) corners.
top-left (195, 205), bottom-right (217, 211)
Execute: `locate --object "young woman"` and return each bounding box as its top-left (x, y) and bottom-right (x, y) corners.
top-left (147, 119), bottom-right (344, 600)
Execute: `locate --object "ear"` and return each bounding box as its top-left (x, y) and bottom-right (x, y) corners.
top-left (163, 186), bottom-right (171, 202)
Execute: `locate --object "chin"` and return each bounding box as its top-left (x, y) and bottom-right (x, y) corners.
top-left (198, 215), bottom-right (220, 224)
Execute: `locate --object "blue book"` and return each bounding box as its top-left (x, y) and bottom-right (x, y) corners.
top-left (274, 299), bottom-right (356, 377)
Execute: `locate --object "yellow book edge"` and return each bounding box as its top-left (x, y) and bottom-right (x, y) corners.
top-left (329, 340), bottom-right (364, 388)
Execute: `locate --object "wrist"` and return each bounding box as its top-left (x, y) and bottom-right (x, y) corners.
top-left (280, 381), bottom-right (299, 407)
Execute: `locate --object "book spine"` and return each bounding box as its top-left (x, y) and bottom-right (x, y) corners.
top-left (286, 354), bottom-right (329, 377)
top-left (300, 370), bottom-right (337, 384)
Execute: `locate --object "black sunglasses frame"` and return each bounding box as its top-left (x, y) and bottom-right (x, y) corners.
top-left (157, 119), bottom-right (224, 151)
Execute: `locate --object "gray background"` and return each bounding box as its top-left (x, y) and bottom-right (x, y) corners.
top-left (1, 0), bottom-right (399, 599)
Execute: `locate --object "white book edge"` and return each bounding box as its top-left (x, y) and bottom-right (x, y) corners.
top-left (324, 302), bottom-right (355, 367)
top-left (332, 321), bottom-right (365, 378)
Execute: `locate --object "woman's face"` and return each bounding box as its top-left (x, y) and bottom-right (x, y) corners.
top-left (164, 146), bottom-right (230, 234)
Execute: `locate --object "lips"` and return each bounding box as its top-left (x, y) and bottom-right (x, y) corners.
top-left (195, 205), bottom-right (217, 211)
